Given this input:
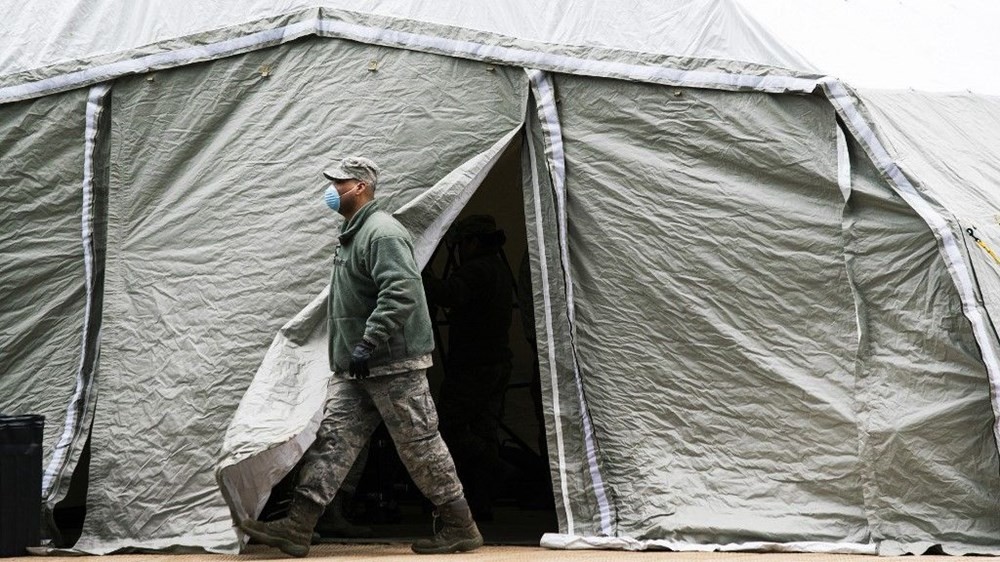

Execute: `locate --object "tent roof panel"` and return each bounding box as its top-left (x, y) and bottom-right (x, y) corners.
top-left (0, 0), bottom-right (813, 84)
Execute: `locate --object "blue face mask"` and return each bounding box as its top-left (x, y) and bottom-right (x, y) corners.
top-left (323, 183), bottom-right (340, 212)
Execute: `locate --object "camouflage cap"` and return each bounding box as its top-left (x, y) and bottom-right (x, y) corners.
top-left (323, 156), bottom-right (379, 185)
top-left (447, 214), bottom-right (498, 243)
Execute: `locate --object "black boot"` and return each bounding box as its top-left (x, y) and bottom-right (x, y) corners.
top-left (411, 497), bottom-right (483, 554)
top-left (240, 495), bottom-right (324, 558)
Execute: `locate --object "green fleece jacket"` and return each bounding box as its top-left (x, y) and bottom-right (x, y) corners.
top-left (327, 201), bottom-right (434, 374)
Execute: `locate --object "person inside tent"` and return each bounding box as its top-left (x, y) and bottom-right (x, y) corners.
top-left (240, 156), bottom-right (482, 557)
top-left (422, 214), bottom-right (513, 520)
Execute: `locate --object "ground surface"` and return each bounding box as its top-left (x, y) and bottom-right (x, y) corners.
top-left (9, 544), bottom-right (1000, 561)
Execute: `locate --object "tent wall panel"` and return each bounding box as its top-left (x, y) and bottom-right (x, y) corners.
top-left (855, 90), bottom-right (1000, 357)
top-left (4, 3), bottom-right (1000, 556)
top-left (555, 75), bottom-right (867, 543)
top-left (0, 88), bottom-right (102, 513)
top-left (76, 36), bottom-right (526, 553)
top-left (842, 135), bottom-right (1000, 555)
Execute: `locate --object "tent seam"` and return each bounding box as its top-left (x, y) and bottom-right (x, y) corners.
top-left (835, 122), bottom-right (880, 543)
top-left (0, 13), bottom-right (821, 106)
top-left (42, 82), bottom-right (110, 501)
top-left (527, 69), bottom-right (614, 536)
top-left (525, 107), bottom-right (576, 535)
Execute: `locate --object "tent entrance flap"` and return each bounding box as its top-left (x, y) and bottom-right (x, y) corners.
top-left (217, 124), bottom-right (527, 549)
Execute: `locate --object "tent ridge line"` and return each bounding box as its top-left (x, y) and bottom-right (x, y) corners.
top-left (0, 9), bottom-right (824, 106)
top-left (820, 76), bottom-right (1000, 449)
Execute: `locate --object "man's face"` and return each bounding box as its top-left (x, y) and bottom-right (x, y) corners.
top-left (333, 178), bottom-right (361, 195)
top-left (333, 178), bottom-right (364, 212)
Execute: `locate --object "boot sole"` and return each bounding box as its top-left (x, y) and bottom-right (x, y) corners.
top-left (240, 521), bottom-right (310, 558)
top-left (411, 536), bottom-right (484, 555)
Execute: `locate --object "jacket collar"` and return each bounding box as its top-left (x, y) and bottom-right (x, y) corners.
top-left (338, 201), bottom-right (379, 244)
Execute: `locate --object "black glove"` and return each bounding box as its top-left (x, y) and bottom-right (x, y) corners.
top-left (350, 339), bottom-right (377, 379)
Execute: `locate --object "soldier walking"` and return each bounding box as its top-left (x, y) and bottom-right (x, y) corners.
top-left (240, 156), bottom-right (482, 557)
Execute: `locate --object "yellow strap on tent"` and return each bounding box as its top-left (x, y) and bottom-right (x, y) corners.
top-left (967, 227), bottom-right (1000, 266)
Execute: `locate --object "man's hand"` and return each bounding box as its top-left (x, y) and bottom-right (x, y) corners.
top-left (350, 339), bottom-right (377, 379)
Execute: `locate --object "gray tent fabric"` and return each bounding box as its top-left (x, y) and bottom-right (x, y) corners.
top-left (841, 133), bottom-right (1000, 556)
top-left (0, 2), bottom-right (815, 101)
top-left (855, 90), bottom-right (1000, 355)
top-left (549, 75), bottom-right (864, 543)
top-left (0, 87), bottom-right (104, 516)
top-left (821, 82), bottom-right (1000, 438)
top-left (69, 37), bottom-right (526, 553)
top-left (4, 1), bottom-right (1000, 557)
top-left (522, 88), bottom-right (611, 539)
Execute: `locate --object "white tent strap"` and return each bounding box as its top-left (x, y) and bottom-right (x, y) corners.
top-left (525, 113), bottom-right (575, 535)
top-left (0, 12), bottom-right (821, 105)
top-left (526, 68), bottom-right (613, 536)
top-left (42, 82), bottom-right (111, 499)
top-left (821, 77), bottom-right (1000, 445)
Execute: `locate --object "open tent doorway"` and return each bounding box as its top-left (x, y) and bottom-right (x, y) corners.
top-left (260, 131), bottom-right (557, 545)
top-left (421, 130), bottom-right (557, 542)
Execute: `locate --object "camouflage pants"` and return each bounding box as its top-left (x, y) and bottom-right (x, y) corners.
top-left (294, 369), bottom-right (464, 508)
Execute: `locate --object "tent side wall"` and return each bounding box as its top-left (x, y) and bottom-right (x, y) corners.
top-left (0, 88), bottom-right (104, 520)
top-left (529, 73), bottom-right (1000, 551)
top-left (74, 36), bottom-right (528, 553)
top-left (4, 6), bottom-right (1000, 555)
top-left (550, 76), bottom-right (868, 544)
top-left (855, 90), bottom-right (1000, 348)
top-left (842, 131), bottom-right (1000, 555)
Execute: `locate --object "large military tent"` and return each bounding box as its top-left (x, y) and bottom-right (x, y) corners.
top-left (3, 0), bottom-right (1000, 556)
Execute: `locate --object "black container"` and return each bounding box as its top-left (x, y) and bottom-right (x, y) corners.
top-left (0, 415), bottom-right (44, 557)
